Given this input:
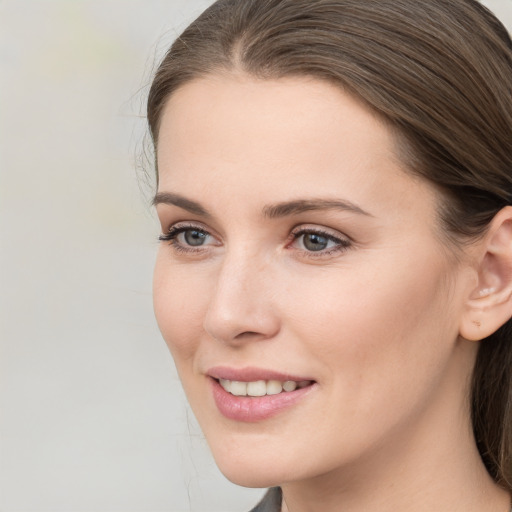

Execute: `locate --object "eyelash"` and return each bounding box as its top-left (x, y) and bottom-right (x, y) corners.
top-left (158, 224), bottom-right (352, 258)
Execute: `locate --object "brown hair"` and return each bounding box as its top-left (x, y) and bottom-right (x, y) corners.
top-left (147, 0), bottom-right (512, 490)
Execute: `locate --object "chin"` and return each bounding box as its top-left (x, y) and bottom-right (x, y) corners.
top-left (217, 460), bottom-right (286, 489)
top-left (207, 439), bottom-right (292, 488)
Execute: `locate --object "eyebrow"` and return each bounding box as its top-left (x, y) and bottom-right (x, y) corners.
top-left (262, 198), bottom-right (372, 218)
top-left (153, 192), bottom-right (211, 217)
top-left (153, 192), bottom-right (372, 218)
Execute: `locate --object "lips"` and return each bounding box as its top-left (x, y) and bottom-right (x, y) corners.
top-left (208, 366), bottom-right (315, 383)
top-left (207, 366), bottom-right (316, 422)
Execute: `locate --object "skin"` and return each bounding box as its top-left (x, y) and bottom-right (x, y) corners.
top-left (153, 74), bottom-right (510, 512)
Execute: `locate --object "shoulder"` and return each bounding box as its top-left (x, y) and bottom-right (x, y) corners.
top-left (248, 488), bottom-right (282, 512)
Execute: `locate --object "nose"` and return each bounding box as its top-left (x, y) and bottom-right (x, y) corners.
top-left (202, 251), bottom-right (281, 346)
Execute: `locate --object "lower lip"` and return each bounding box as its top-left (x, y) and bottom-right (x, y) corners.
top-left (210, 378), bottom-right (316, 422)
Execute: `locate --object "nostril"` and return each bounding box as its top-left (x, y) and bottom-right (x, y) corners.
top-left (234, 331), bottom-right (261, 340)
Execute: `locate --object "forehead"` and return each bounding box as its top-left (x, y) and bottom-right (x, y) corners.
top-left (158, 74), bottom-right (393, 153)
top-left (159, 76), bottom-right (393, 172)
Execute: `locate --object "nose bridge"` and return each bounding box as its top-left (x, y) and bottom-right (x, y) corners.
top-left (203, 244), bottom-right (279, 344)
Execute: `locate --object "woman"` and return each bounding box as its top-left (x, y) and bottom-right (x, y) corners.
top-left (148, 1), bottom-right (512, 510)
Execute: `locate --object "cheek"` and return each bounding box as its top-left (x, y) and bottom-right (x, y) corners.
top-left (268, 253), bottom-right (461, 464)
top-left (281, 250), bottom-right (458, 388)
top-left (153, 253), bottom-right (210, 365)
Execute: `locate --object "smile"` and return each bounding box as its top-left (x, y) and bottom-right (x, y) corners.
top-left (209, 373), bottom-right (317, 422)
top-left (218, 378), bottom-right (313, 396)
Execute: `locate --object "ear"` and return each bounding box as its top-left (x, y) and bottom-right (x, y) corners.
top-left (459, 206), bottom-right (512, 341)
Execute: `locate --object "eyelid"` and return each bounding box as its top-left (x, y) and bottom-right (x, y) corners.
top-left (289, 223), bottom-right (352, 242)
top-left (160, 221), bottom-right (216, 238)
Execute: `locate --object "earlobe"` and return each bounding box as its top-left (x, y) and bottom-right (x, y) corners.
top-left (459, 206), bottom-right (512, 341)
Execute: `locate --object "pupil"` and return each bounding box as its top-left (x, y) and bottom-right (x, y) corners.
top-left (304, 233), bottom-right (328, 251)
top-left (185, 230), bottom-right (207, 246)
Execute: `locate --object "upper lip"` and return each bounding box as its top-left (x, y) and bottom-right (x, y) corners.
top-left (207, 366), bottom-right (315, 383)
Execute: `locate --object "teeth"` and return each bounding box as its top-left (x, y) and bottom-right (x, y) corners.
top-left (247, 380), bottom-right (266, 396)
top-left (283, 380), bottom-right (297, 392)
top-left (230, 381), bottom-right (247, 396)
top-left (219, 379), bottom-right (231, 392)
top-left (266, 380), bottom-right (283, 395)
top-left (218, 378), bottom-right (312, 396)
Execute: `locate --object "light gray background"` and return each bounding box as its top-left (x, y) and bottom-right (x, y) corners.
top-left (1, 1), bottom-right (511, 511)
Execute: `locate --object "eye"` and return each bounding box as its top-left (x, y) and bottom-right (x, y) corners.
top-left (290, 226), bottom-right (351, 256)
top-left (158, 224), bottom-right (218, 252)
top-left (301, 232), bottom-right (332, 252)
top-left (181, 229), bottom-right (209, 246)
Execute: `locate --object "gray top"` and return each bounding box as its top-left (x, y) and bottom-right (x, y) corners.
top-left (249, 488), bottom-right (282, 512)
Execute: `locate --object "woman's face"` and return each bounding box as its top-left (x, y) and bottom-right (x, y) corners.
top-left (153, 75), bottom-right (477, 487)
